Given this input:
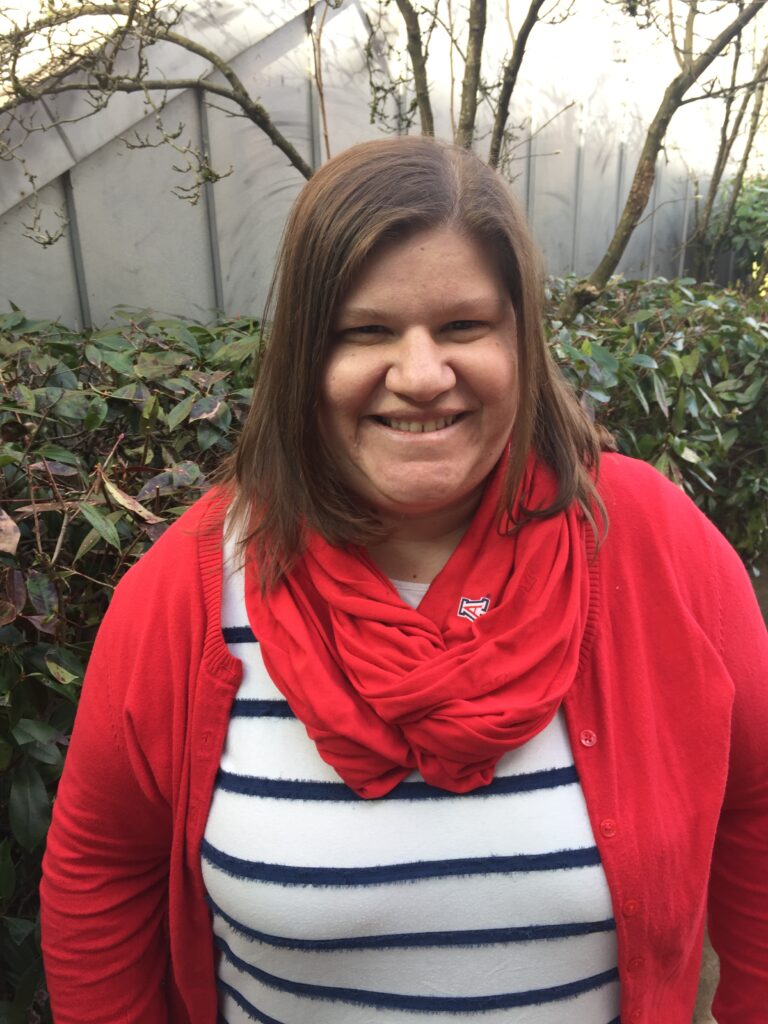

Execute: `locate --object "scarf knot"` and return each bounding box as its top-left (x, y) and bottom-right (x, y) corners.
top-left (246, 455), bottom-right (590, 798)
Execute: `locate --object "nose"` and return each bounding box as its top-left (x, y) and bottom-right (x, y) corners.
top-left (385, 328), bottom-right (456, 402)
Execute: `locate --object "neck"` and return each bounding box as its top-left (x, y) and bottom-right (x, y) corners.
top-left (366, 492), bottom-right (482, 583)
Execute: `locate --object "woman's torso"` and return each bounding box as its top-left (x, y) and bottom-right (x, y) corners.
top-left (201, 547), bottom-right (620, 1024)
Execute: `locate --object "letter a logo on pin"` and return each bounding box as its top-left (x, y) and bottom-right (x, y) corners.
top-left (457, 596), bottom-right (491, 622)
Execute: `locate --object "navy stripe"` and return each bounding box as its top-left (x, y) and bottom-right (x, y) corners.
top-left (216, 764), bottom-right (579, 801)
top-left (217, 934), bottom-right (619, 1011)
top-left (201, 838), bottom-right (601, 886)
top-left (208, 894), bottom-right (615, 950)
top-left (223, 626), bottom-right (257, 644)
top-left (229, 699), bottom-right (295, 719)
top-left (219, 979), bottom-right (285, 1023)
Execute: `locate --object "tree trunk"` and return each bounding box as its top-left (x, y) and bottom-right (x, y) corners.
top-left (559, 0), bottom-right (765, 322)
top-left (709, 47), bottom-right (768, 274)
top-left (455, 0), bottom-right (486, 148)
top-left (394, 0), bottom-right (435, 136)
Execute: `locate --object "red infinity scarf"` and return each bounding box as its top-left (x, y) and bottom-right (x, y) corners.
top-left (245, 455), bottom-right (590, 798)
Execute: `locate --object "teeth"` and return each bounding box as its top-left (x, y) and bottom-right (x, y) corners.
top-left (382, 415), bottom-right (459, 433)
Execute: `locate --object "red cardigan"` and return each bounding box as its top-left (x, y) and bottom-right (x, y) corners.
top-left (40, 454), bottom-right (768, 1023)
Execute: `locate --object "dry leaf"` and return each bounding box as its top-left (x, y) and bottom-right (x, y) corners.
top-left (102, 478), bottom-right (164, 524)
top-left (0, 507), bottom-right (20, 555)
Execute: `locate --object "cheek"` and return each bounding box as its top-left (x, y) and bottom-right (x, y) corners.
top-left (320, 353), bottom-right (370, 438)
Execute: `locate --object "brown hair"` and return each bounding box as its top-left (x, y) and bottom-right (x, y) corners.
top-left (221, 136), bottom-right (604, 584)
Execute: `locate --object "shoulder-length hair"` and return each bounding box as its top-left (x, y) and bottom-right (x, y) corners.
top-left (221, 136), bottom-right (604, 585)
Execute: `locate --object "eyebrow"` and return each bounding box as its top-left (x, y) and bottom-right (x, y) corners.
top-left (336, 296), bottom-right (507, 324)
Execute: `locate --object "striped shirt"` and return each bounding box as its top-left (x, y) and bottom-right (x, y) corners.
top-left (202, 545), bottom-right (621, 1024)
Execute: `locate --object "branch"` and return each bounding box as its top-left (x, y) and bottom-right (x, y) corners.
top-left (1, 2), bottom-right (313, 179)
top-left (393, 0), bottom-right (434, 136)
top-left (679, 70), bottom-right (768, 104)
top-left (488, 0), bottom-right (547, 169)
top-left (455, 0), bottom-right (486, 148)
top-left (560, 0), bottom-right (765, 321)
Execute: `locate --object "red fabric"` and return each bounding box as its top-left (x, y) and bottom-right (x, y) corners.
top-left (39, 454), bottom-right (768, 1024)
top-left (246, 456), bottom-right (588, 797)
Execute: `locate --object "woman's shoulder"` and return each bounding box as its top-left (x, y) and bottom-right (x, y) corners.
top-left (595, 452), bottom-right (754, 630)
top-left (597, 452), bottom-right (721, 547)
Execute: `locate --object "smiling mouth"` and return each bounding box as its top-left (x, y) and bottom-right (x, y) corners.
top-left (375, 414), bottom-right (463, 434)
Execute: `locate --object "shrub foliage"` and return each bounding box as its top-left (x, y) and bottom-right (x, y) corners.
top-left (0, 310), bottom-right (259, 1023)
top-left (0, 279), bottom-right (766, 1022)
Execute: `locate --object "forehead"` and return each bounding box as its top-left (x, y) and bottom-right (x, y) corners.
top-left (338, 227), bottom-right (508, 314)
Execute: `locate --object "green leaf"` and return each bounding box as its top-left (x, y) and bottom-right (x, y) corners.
top-left (84, 343), bottom-right (103, 367)
top-left (9, 759), bottom-right (50, 851)
top-left (666, 352), bottom-right (684, 379)
top-left (583, 387), bottom-right (610, 404)
top-left (652, 373), bottom-right (669, 418)
top-left (26, 572), bottom-right (58, 617)
top-left (77, 502), bottom-right (121, 550)
top-left (196, 421), bottom-right (222, 451)
top-left (27, 740), bottom-right (63, 766)
top-left (100, 349), bottom-right (135, 375)
top-left (681, 350), bottom-right (700, 376)
top-left (134, 350), bottom-right (191, 379)
top-left (112, 382), bottom-right (151, 402)
top-left (626, 309), bottom-right (656, 324)
top-left (721, 428), bottom-right (739, 451)
top-left (35, 444), bottom-right (82, 467)
top-left (629, 354), bottom-right (658, 369)
top-left (73, 510), bottom-right (122, 564)
top-left (3, 918), bottom-right (35, 946)
top-left (165, 393), bottom-right (197, 431)
top-left (47, 647), bottom-right (85, 686)
top-left (627, 376), bottom-right (649, 414)
top-left (84, 395), bottom-right (109, 431)
top-left (11, 719), bottom-right (58, 745)
top-left (210, 336), bottom-right (258, 365)
top-left (189, 396), bottom-right (222, 422)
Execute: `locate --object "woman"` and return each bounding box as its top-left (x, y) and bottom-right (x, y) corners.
top-left (41, 137), bottom-right (768, 1024)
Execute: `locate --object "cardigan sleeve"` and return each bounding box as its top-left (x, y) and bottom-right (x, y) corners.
top-left (40, 599), bottom-right (174, 1024)
top-left (708, 533), bottom-right (768, 1023)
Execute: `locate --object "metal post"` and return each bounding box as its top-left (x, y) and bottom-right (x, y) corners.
top-left (571, 130), bottom-right (584, 274)
top-left (525, 128), bottom-right (535, 225)
top-left (678, 178), bottom-right (690, 279)
top-left (197, 88), bottom-right (225, 313)
top-left (614, 142), bottom-right (625, 231)
top-left (646, 161), bottom-right (660, 278)
top-left (62, 170), bottom-right (92, 331)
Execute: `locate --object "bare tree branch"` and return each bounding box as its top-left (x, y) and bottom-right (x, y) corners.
top-left (488, 0), bottom-right (548, 169)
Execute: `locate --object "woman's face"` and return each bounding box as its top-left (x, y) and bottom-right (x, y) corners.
top-left (320, 227), bottom-right (518, 524)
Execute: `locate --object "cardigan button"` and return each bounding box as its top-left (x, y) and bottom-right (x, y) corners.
top-left (622, 898), bottom-right (640, 917)
top-left (627, 956), bottom-right (645, 973)
top-left (630, 1010), bottom-right (642, 1022)
top-left (579, 729), bottom-right (597, 747)
top-left (600, 818), bottom-right (618, 838)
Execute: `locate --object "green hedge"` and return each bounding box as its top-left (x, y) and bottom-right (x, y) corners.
top-left (0, 279), bottom-right (766, 1022)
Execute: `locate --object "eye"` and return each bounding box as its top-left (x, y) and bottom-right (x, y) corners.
top-left (446, 320), bottom-right (481, 331)
top-left (339, 324), bottom-right (390, 342)
top-left (443, 320), bottom-right (487, 339)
